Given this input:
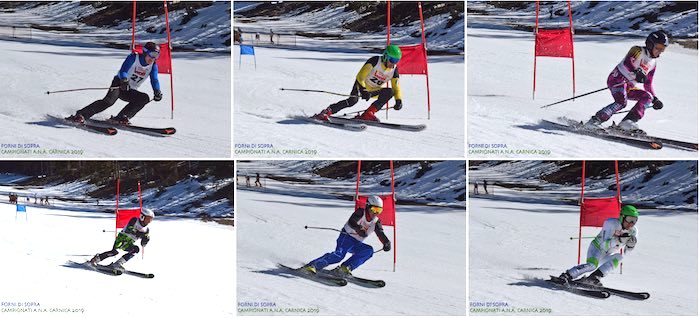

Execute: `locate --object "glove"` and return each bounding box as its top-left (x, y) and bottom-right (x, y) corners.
top-left (625, 236), bottom-right (637, 250)
top-left (356, 229), bottom-right (367, 237)
top-left (359, 88), bottom-right (371, 101)
top-left (652, 96), bottom-right (663, 110)
top-left (119, 78), bottom-right (130, 92)
top-left (382, 241), bottom-right (391, 252)
top-left (153, 90), bottom-right (163, 102)
top-left (393, 100), bottom-right (402, 110)
top-left (634, 68), bottom-right (647, 83)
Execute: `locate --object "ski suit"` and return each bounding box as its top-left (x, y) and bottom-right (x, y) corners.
top-left (566, 218), bottom-right (638, 279)
top-left (326, 56), bottom-right (402, 114)
top-left (95, 217), bottom-right (150, 264)
top-left (593, 46), bottom-right (658, 123)
top-left (308, 207), bottom-right (390, 271)
top-left (77, 53), bottom-right (161, 120)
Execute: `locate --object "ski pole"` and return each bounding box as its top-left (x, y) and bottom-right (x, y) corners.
top-left (540, 82), bottom-right (626, 109)
top-left (304, 225), bottom-right (340, 232)
top-left (46, 86), bottom-right (119, 95)
top-left (279, 88), bottom-right (359, 98)
top-left (569, 236), bottom-right (597, 240)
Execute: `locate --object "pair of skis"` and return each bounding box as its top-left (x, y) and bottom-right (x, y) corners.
top-left (278, 264), bottom-right (385, 288)
top-left (542, 118), bottom-right (697, 151)
top-left (69, 261), bottom-right (154, 279)
top-left (548, 275), bottom-right (649, 300)
top-left (48, 115), bottom-right (176, 136)
top-left (300, 116), bottom-right (426, 132)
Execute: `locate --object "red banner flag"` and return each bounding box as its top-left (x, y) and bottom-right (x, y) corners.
top-left (116, 208), bottom-right (141, 229)
top-left (355, 195), bottom-right (396, 226)
top-left (580, 197), bottom-right (620, 227)
top-left (134, 43), bottom-right (172, 74)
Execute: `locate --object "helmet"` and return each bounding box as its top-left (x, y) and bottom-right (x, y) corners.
top-left (140, 208), bottom-right (155, 220)
top-left (365, 195), bottom-right (384, 215)
top-left (645, 31), bottom-right (669, 51)
top-left (382, 45), bottom-right (402, 64)
top-left (143, 42), bottom-right (160, 59)
top-left (619, 205), bottom-right (638, 223)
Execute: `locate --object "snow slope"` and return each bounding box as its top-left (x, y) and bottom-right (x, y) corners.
top-left (0, 37), bottom-right (231, 158)
top-left (469, 184), bottom-right (698, 315)
top-left (237, 186), bottom-right (466, 315)
top-left (234, 45), bottom-right (464, 158)
top-left (0, 1), bottom-right (232, 52)
top-left (467, 26), bottom-right (698, 157)
top-left (0, 201), bottom-right (235, 317)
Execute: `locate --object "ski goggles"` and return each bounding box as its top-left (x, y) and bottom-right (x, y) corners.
top-left (623, 216), bottom-right (638, 224)
top-left (386, 56), bottom-right (400, 64)
top-left (145, 50), bottom-right (160, 59)
top-left (369, 205), bottom-right (383, 215)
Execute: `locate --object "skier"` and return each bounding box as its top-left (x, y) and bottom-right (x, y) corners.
top-left (584, 31), bottom-right (669, 133)
top-left (89, 208), bottom-right (154, 271)
top-left (255, 173), bottom-right (262, 187)
top-left (67, 42), bottom-right (163, 125)
top-left (312, 45), bottom-right (403, 122)
top-left (301, 195), bottom-right (391, 277)
top-left (558, 205), bottom-right (639, 286)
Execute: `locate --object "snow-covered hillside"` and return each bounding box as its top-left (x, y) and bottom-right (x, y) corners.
top-left (467, 26), bottom-right (697, 157)
top-left (236, 165), bottom-right (466, 315)
top-left (0, 1), bottom-right (231, 51)
top-left (469, 185), bottom-right (697, 315)
top-left (237, 160), bottom-right (466, 207)
top-left (0, 198), bottom-right (234, 318)
top-left (469, 161), bottom-right (698, 210)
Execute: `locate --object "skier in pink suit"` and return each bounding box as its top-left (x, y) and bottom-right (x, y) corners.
top-left (585, 31), bottom-right (669, 133)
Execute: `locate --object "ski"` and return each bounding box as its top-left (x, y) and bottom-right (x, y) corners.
top-left (124, 270), bottom-right (155, 279)
top-left (318, 269), bottom-right (385, 288)
top-left (542, 119), bottom-right (662, 150)
top-left (86, 119), bottom-right (176, 136)
top-left (605, 126), bottom-right (697, 151)
top-left (548, 276), bottom-right (610, 299)
top-left (277, 264), bottom-right (348, 286)
top-left (571, 280), bottom-right (650, 300)
top-left (330, 116), bottom-right (426, 132)
top-left (47, 115), bottom-right (118, 136)
top-left (295, 116), bottom-right (366, 132)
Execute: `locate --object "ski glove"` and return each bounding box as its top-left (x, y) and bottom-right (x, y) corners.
top-left (634, 68), bottom-right (647, 83)
top-left (359, 88), bottom-right (371, 101)
top-left (356, 229), bottom-right (368, 237)
top-left (382, 241), bottom-right (391, 252)
top-left (625, 235), bottom-right (636, 250)
top-left (652, 96), bottom-right (663, 110)
top-left (153, 90), bottom-right (163, 102)
top-left (119, 78), bottom-right (130, 92)
top-left (394, 100), bottom-right (402, 110)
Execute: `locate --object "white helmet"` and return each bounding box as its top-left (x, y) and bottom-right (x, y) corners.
top-left (141, 208), bottom-right (155, 220)
top-left (366, 195), bottom-right (384, 215)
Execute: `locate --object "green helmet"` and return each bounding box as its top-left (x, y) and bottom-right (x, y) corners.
top-left (382, 45), bottom-right (402, 64)
top-left (619, 205), bottom-right (639, 223)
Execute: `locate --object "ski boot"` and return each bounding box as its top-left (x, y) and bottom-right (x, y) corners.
top-left (300, 264), bottom-right (317, 275)
top-left (576, 269), bottom-right (603, 287)
top-left (65, 114), bottom-right (85, 124)
top-left (108, 115), bottom-right (131, 126)
top-left (557, 271), bottom-right (573, 284)
top-left (617, 119), bottom-right (645, 135)
top-left (312, 107), bottom-right (333, 121)
top-left (355, 105), bottom-right (380, 122)
top-left (109, 257), bottom-right (127, 274)
top-left (583, 116), bottom-right (602, 130)
top-left (88, 254), bottom-right (101, 266)
top-left (331, 265), bottom-right (353, 278)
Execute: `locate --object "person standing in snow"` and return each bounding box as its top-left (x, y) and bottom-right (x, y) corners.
top-left (584, 31), bottom-right (669, 133)
top-left (301, 195), bottom-right (391, 277)
top-left (312, 45), bottom-right (404, 122)
top-left (67, 42), bottom-right (163, 125)
top-left (89, 208), bottom-right (154, 272)
top-left (558, 205), bottom-right (639, 286)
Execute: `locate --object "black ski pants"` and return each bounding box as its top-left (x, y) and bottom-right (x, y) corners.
top-left (77, 76), bottom-right (150, 119)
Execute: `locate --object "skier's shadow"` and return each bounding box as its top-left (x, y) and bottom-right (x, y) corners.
top-left (252, 267), bottom-right (299, 280)
top-left (26, 118), bottom-right (69, 129)
top-left (515, 121), bottom-right (566, 136)
top-left (509, 276), bottom-right (561, 292)
top-left (277, 118), bottom-right (311, 126)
